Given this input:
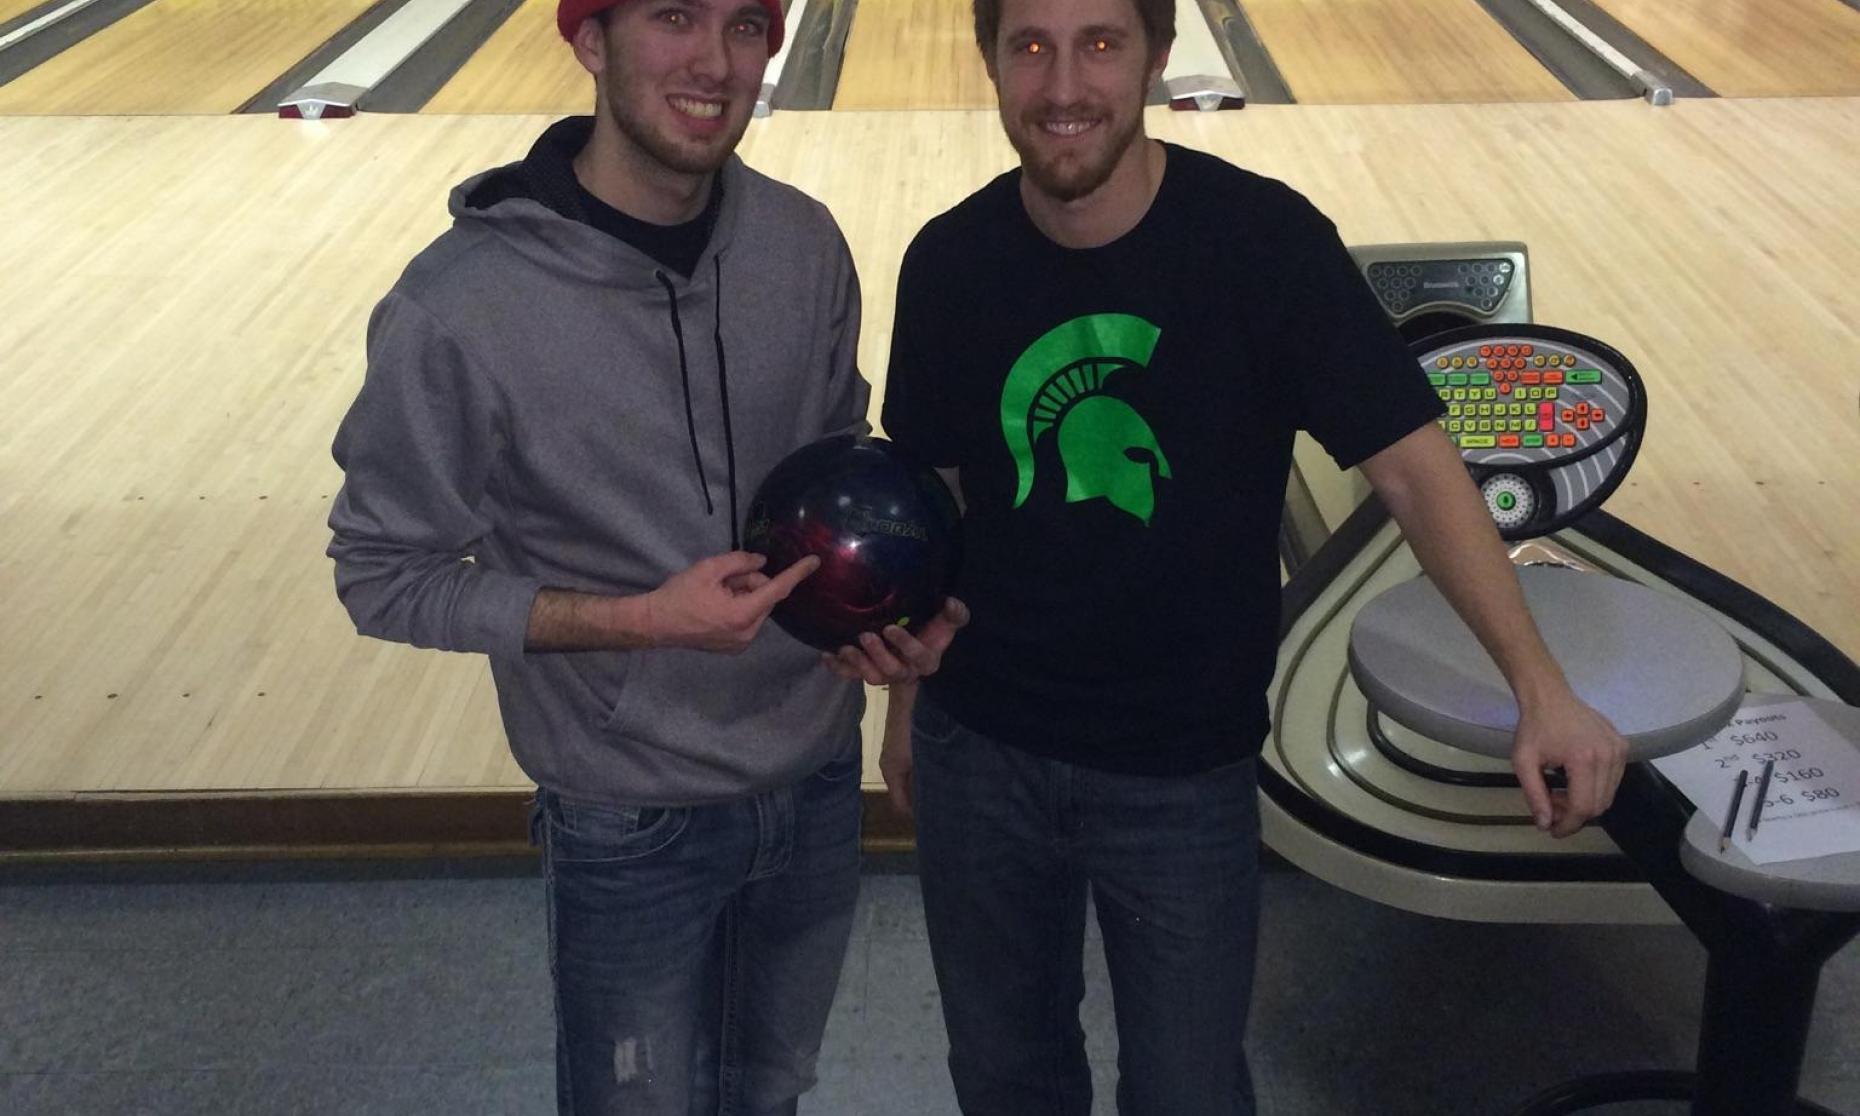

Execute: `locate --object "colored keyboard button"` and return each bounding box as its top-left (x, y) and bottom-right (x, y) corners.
top-left (1498, 383), bottom-right (1511, 395)
top-left (1522, 371), bottom-right (1540, 385)
top-left (1561, 409), bottom-right (1575, 422)
top-left (1544, 371), bottom-right (1563, 385)
top-left (1469, 373), bottom-right (1491, 385)
top-left (1576, 417), bottom-right (1590, 430)
top-left (1522, 434), bottom-right (1544, 448)
top-left (1521, 345), bottom-right (1534, 357)
top-left (1429, 373), bottom-right (1446, 386)
top-left (1499, 434), bottom-right (1520, 448)
top-left (1436, 358), bottom-right (1450, 369)
top-left (1479, 345), bottom-right (1492, 357)
top-left (1448, 373), bottom-right (1468, 386)
top-left (1567, 369), bottom-right (1603, 385)
top-left (1461, 435), bottom-right (1496, 448)
top-left (1592, 407), bottom-right (1605, 422)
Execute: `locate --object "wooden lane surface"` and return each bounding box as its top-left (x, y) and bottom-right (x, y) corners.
top-left (832, 0), bottom-right (995, 109)
top-left (423, 0), bottom-right (590, 114)
top-left (0, 0), bottom-right (378, 115)
top-left (1, 100), bottom-right (1856, 793)
top-left (0, 0), bottom-right (54, 26)
top-left (1241, 0), bottom-right (1574, 104)
top-left (1592, 0), bottom-right (1860, 98)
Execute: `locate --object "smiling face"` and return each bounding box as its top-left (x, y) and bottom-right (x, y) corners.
top-left (983, 0), bottom-right (1168, 203)
top-left (578, 0), bottom-right (771, 179)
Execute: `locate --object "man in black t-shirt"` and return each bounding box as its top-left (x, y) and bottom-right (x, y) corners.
top-left (843, 0), bottom-right (1631, 1112)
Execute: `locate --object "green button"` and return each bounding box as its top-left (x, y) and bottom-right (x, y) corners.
top-left (1567, 369), bottom-right (1603, 384)
top-left (1448, 373), bottom-right (1468, 386)
top-left (1469, 373), bottom-right (1491, 386)
top-left (1429, 373), bottom-right (1447, 387)
top-left (1522, 434), bottom-right (1544, 447)
top-left (1460, 435), bottom-right (1496, 449)
top-left (1496, 492), bottom-right (1517, 511)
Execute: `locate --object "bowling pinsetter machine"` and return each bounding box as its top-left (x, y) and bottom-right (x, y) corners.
top-left (1265, 243), bottom-right (1860, 1114)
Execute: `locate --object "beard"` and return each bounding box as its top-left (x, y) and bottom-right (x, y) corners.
top-left (603, 67), bottom-right (749, 177)
top-left (1004, 102), bottom-right (1144, 203)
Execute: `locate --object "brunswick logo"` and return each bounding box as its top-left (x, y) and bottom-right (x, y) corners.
top-left (844, 505), bottom-right (929, 541)
top-left (1000, 313), bottom-right (1170, 526)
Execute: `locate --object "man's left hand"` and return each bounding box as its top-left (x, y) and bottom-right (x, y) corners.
top-left (1511, 688), bottom-right (1630, 838)
top-left (822, 597), bottom-right (970, 686)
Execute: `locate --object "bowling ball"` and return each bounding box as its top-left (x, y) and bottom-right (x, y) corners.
top-left (743, 435), bottom-right (962, 652)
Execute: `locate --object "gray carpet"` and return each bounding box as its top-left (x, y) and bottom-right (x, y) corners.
top-left (1, 862), bottom-right (1854, 1115)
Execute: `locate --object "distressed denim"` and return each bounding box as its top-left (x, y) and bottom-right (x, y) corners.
top-left (533, 752), bottom-right (862, 1115)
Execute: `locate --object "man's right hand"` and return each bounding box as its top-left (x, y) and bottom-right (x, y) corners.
top-left (644, 552), bottom-right (819, 654)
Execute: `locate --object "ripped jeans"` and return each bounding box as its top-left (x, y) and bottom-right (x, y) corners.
top-left (533, 752), bottom-right (863, 1115)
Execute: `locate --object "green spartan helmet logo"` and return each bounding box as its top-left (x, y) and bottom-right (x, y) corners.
top-left (1001, 313), bottom-right (1170, 526)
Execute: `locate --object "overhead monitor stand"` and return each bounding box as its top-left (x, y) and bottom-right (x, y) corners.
top-left (1346, 323), bottom-right (1860, 1116)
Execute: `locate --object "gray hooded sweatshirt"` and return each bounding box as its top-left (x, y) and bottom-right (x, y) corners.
top-left (328, 117), bottom-right (870, 806)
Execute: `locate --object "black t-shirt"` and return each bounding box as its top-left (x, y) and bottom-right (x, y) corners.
top-left (881, 142), bottom-right (1445, 775)
top-left (576, 178), bottom-right (723, 278)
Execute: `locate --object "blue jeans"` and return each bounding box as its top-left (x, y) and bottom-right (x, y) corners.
top-left (532, 752), bottom-right (862, 1116)
top-left (911, 693), bottom-right (1261, 1116)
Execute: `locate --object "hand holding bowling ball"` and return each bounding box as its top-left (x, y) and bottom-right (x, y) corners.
top-left (743, 435), bottom-right (962, 654)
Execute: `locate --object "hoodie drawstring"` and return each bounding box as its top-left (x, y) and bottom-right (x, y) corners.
top-left (656, 265), bottom-right (740, 550)
top-left (712, 255), bottom-right (740, 551)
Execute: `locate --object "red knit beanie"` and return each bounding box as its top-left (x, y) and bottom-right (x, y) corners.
top-left (556, 0), bottom-right (786, 54)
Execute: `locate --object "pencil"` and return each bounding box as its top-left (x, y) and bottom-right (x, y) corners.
top-left (1721, 768), bottom-right (1748, 853)
top-left (1747, 758), bottom-right (1776, 841)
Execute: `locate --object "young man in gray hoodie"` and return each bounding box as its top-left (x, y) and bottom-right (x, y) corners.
top-left (327, 1), bottom-right (955, 1112)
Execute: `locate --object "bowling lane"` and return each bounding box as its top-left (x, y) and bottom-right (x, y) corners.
top-left (832, 0), bottom-right (993, 109)
top-left (1591, 0), bottom-right (1860, 98)
top-left (0, 0), bottom-right (378, 115)
top-left (424, 0), bottom-right (587, 114)
top-left (0, 0), bottom-right (55, 26)
top-left (1241, 0), bottom-right (1573, 104)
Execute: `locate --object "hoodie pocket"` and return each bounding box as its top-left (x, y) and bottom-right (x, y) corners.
top-left (558, 649), bottom-right (644, 732)
top-left (596, 639), bottom-right (824, 746)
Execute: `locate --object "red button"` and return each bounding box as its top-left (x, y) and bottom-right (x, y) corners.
top-left (1499, 434), bottom-right (1520, 448)
top-left (1522, 372), bottom-right (1541, 385)
top-left (1480, 346), bottom-right (1492, 357)
top-left (1539, 418), bottom-right (1554, 432)
top-left (1561, 409), bottom-right (1575, 423)
top-left (1521, 345), bottom-right (1534, 357)
top-left (1545, 371), bottom-right (1564, 385)
top-left (1576, 417), bottom-right (1590, 430)
top-left (1564, 434), bottom-right (1579, 447)
top-left (1499, 383), bottom-right (1512, 395)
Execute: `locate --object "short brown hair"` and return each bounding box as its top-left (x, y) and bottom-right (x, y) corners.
top-left (972, 0), bottom-right (1176, 56)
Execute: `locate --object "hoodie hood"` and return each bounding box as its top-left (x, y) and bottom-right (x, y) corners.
top-left (450, 115), bottom-right (745, 291)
